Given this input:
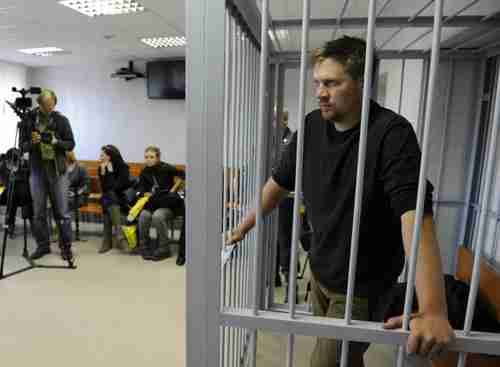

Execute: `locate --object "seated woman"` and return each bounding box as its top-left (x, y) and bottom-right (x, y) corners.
top-left (137, 146), bottom-right (185, 263)
top-left (65, 151), bottom-right (90, 210)
top-left (98, 145), bottom-right (131, 253)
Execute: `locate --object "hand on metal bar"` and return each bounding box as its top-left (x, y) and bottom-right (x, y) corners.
top-left (384, 312), bottom-right (453, 360)
top-left (226, 227), bottom-right (246, 246)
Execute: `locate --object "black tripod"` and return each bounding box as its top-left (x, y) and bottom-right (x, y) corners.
top-left (0, 91), bottom-right (76, 280)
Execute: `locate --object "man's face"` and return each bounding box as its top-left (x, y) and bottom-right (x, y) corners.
top-left (313, 58), bottom-right (362, 122)
top-left (39, 96), bottom-right (56, 115)
top-left (145, 151), bottom-right (159, 167)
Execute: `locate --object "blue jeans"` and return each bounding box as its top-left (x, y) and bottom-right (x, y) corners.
top-left (30, 168), bottom-right (72, 249)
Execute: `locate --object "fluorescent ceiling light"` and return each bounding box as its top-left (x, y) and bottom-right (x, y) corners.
top-left (141, 36), bottom-right (186, 48)
top-left (59, 0), bottom-right (145, 17)
top-left (18, 47), bottom-right (66, 56)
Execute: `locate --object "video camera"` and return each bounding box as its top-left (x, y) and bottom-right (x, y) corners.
top-left (5, 87), bottom-right (41, 120)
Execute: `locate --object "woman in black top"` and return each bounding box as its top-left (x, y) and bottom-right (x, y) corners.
top-left (98, 145), bottom-right (131, 253)
top-left (137, 146), bottom-right (185, 263)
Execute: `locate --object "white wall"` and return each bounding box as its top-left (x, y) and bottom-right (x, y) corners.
top-left (28, 61), bottom-right (186, 164)
top-left (0, 61), bottom-right (28, 153)
top-left (377, 59), bottom-right (423, 132)
top-left (283, 67), bottom-right (316, 131)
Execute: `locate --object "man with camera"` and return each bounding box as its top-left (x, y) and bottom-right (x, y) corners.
top-left (20, 89), bottom-right (75, 261)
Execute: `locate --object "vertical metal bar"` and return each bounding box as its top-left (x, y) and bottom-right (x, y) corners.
top-left (286, 1), bottom-right (310, 367)
top-left (250, 0), bottom-right (270, 364)
top-left (398, 59), bottom-right (406, 115)
top-left (457, 61), bottom-right (500, 367)
top-left (265, 62), bottom-right (281, 309)
top-left (434, 60), bottom-right (455, 221)
top-left (234, 26), bottom-right (243, 365)
top-left (230, 20), bottom-right (241, 367)
top-left (238, 33), bottom-right (249, 363)
top-left (458, 58), bottom-right (487, 250)
top-left (185, 0), bottom-right (224, 365)
top-left (221, 10), bottom-right (232, 367)
top-left (340, 1), bottom-right (377, 366)
top-left (491, 219), bottom-right (500, 262)
top-left (397, 1), bottom-right (444, 366)
top-left (417, 58), bottom-right (430, 144)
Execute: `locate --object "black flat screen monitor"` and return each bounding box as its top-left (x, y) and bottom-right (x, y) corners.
top-left (147, 59), bottom-right (185, 99)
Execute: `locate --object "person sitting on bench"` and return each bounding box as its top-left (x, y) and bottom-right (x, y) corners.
top-left (136, 146), bottom-right (185, 263)
top-left (65, 151), bottom-right (90, 210)
top-left (98, 145), bottom-right (131, 253)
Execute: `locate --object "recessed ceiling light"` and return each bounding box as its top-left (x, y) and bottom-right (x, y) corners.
top-left (18, 47), bottom-right (66, 57)
top-left (58, 0), bottom-right (145, 17)
top-left (141, 36), bottom-right (186, 48)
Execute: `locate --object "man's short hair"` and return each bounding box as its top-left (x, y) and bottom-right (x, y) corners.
top-left (37, 89), bottom-right (58, 105)
top-left (145, 146), bottom-right (161, 158)
top-left (312, 36), bottom-right (378, 82)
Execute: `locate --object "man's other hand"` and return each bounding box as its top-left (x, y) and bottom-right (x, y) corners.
top-left (32, 132), bottom-right (41, 145)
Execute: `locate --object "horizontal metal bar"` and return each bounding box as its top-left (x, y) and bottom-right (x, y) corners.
top-left (271, 49), bottom-right (479, 65)
top-left (434, 200), bottom-right (465, 207)
top-left (270, 303), bottom-right (312, 315)
top-left (272, 16), bottom-right (500, 30)
top-left (451, 28), bottom-right (500, 51)
top-left (220, 310), bottom-right (500, 356)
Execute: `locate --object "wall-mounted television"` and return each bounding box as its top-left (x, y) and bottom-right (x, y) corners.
top-left (147, 59), bottom-right (185, 99)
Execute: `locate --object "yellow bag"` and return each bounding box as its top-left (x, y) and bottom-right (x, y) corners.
top-left (127, 196), bottom-right (150, 222)
top-left (122, 225), bottom-right (138, 249)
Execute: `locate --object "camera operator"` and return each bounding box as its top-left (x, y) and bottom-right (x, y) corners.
top-left (20, 89), bottom-right (76, 261)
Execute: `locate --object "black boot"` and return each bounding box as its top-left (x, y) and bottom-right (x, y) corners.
top-left (150, 244), bottom-right (171, 262)
top-left (176, 255), bottom-right (185, 266)
top-left (61, 245), bottom-right (74, 262)
top-left (29, 246), bottom-right (51, 260)
top-left (142, 239), bottom-right (158, 260)
top-left (275, 271), bottom-right (282, 288)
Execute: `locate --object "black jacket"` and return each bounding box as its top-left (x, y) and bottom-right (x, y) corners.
top-left (138, 162), bottom-right (185, 212)
top-left (373, 275), bottom-right (500, 332)
top-left (20, 108), bottom-right (75, 176)
top-left (99, 162), bottom-right (131, 194)
top-left (67, 164), bottom-right (91, 195)
top-left (137, 162), bottom-right (185, 195)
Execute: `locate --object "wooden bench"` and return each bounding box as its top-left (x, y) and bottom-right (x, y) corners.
top-left (76, 160), bottom-right (186, 219)
top-left (433, 246), bottom-right (500, 367)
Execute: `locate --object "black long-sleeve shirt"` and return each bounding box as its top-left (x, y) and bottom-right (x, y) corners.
top-left (137, 162), bottom-right (185, 195)
top-left (99, 162), bottom-right (131, 194)
top-left (67, 164), bottom-right (91, 195)
top-left (272, 101), bottom-right (434, 297)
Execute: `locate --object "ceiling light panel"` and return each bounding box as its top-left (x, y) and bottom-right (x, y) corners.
top-left (141, 36), bottom-right (186, 48)
top-left (59, 0), bottom-right (145, 17)
top-left (18, 47), bottom-right (66, 56)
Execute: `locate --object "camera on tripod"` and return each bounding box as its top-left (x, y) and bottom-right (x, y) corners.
top-left (11, 87), bottom-right (41, 110)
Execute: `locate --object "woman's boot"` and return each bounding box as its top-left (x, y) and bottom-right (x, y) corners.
top-left (99, 213), bottom-right (113, 253)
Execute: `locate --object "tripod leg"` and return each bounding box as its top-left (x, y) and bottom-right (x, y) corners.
top-left (75, 205), bottom-right (80, 241)
top-left (0, 228), bottom-right (9, 278)
top-left (22, 218), bottom-right (29, 258)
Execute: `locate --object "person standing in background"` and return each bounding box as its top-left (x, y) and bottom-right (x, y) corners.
top-left (21, 89), bottom-right (75, 262)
